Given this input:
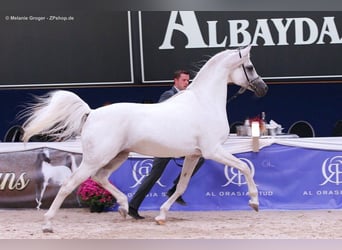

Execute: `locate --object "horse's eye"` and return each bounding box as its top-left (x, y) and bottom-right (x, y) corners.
top-left (245, 65), bottom-right (254, 71)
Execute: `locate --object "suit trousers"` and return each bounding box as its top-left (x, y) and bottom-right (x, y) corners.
top-left (129, 157), bottom-right (204, 210)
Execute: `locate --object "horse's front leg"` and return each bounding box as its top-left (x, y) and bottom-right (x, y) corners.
top-left (36, 182), bottom-right (48, 210)
top-left (42, 164), bottom-right (94, 233)
top-left (155, 155), bottom-right (200, 225)
top-left (210, 146), bottom-right (259, 211)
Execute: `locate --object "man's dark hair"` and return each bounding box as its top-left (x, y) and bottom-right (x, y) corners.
top-left (173, 70), bottom-right (190, 79)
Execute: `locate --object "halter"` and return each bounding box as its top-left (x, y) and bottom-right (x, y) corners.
top-left (227, 48), bottom-right (261, 103)
top-left (238, 48), bottom-right (261, 91)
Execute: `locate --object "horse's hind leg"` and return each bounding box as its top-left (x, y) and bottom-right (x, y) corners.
top-left (42, 163), bottom-right (95, 233)
top-left (92, 151), bottom-right (129, 218)
top-left (155, 155), bottom-right (200, 225)
top-left (209, 146), bottom-right (259, 211)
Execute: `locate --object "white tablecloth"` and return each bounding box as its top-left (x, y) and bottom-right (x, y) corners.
top-left (0, 136), bottom-right (342, 156)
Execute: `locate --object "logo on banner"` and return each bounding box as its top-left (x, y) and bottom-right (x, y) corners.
top-left (222, 158), bottom-right (255, 187)
top-left (205, 157), bottom-right (273, 198)
top-left (320, 156), bottom-right (342, 185)
top-left (130, 159), bottom-right (166, 188)
top-left (0, 172), bottom-right (30, 190)
top-left (303, 155), bottom-right (342, 198)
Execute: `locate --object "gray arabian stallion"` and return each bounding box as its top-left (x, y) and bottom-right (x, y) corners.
top-left (21, 46), bottom-right (268, 233)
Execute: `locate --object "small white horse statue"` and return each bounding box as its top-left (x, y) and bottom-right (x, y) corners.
top-left (35, 148), bottom-right (78, 210)
top-left (21, 45), bottom-right (268, 232)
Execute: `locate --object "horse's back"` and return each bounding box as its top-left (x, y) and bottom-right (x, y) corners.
top-left (85, 96), bottom-right (200, 132)
top-left (80, 101), bottom-right (203, 157)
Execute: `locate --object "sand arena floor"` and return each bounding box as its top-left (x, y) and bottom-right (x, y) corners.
top-left (1, 208), bottom-right (342, 239)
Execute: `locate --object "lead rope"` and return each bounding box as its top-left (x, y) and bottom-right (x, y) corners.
top-left (227, 87), bottom-right (246, 103)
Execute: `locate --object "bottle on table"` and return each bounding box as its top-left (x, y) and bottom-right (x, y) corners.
top-left (260, 112), bottom-right (267, 136)
top-left (244, 118), bottom-right (251, 136)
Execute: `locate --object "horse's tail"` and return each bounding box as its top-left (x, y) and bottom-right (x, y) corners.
top-left (21, 90), bottom-right (91, 142)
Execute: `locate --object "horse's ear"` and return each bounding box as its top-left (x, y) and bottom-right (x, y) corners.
top-left (224, 45), bottom-right (251, 69)
top-left (239, 45), bottom-right (252, 59)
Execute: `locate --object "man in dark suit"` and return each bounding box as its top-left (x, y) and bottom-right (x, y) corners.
top-left (128, 69), bottom-right (205, 219)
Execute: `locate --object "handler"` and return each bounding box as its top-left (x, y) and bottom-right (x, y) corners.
top-left (128, 69), bottom-right (205, 219)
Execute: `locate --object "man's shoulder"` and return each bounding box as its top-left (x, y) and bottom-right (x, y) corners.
top-left (159, 87), bottom-right (177, 102)
top-left (162, 88), bottom-right (176, 96)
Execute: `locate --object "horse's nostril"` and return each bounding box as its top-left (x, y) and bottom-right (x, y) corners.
top-left (255, 85), bottom-right (268, 97)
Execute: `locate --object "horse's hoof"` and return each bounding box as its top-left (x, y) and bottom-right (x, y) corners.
top-left (42, 227), bottom-right (54, 233)
top-left (118, 207), bottom-right (127, 218)
top-left (154, 215), bottom-right (166, 225)
top-left (155, 219), bottom-right (166, 225)
top-left (249, 202), bottom-right (259, 212)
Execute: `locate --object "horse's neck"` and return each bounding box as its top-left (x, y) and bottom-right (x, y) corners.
top-left (42, 161), bottom-right (51, 168)
top-left (189, 64), bottom-right (229, 107)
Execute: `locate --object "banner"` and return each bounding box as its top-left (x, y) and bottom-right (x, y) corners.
top-left (1, 11), bottom-right (342, 88)
top-left (109, 144), bottom-right (342, 211)
top-left (139, 11), bottom-right (342, 83)
top-left (0, 148), bottom-right (82, 208)
top-left (0, 11), bottom-right (133, 88)
top-left (1, 144), bottom-right (342, 211)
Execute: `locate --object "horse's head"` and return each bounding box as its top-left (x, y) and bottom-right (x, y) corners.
top-left (38, 148), bottom-right (51, 163)
top-left (226, 46), bottom-right (268, 97)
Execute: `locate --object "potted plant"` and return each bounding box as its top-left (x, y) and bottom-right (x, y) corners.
top-left (77, 178), bottom-right (116, 212)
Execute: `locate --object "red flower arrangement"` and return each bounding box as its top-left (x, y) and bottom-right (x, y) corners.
top-left (249, 116), bottom-right (262, 124)
top-left (77, 178), bottom-right (116, 212)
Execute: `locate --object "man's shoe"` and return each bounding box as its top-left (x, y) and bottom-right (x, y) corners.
top-left (166, 191), bottom-right (187, 206)
top-left (128, 207), bottom-right (145, 220)
top-left (175, 196), bottom-right (187, 206)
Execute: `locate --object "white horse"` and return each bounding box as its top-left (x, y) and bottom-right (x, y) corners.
top-left (35, 148), bottom-right (78, 210)
top-left (21, 46), bottom-right (268, 232)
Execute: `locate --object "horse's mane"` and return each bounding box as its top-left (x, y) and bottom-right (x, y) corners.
top-left (188, 49), bottom-right (234, 89)
top-left (189, 55), bottom-right (213, 77)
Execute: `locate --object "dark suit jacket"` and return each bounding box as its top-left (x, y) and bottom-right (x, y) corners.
top-left (158, 86), bottom-right (178, 103)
